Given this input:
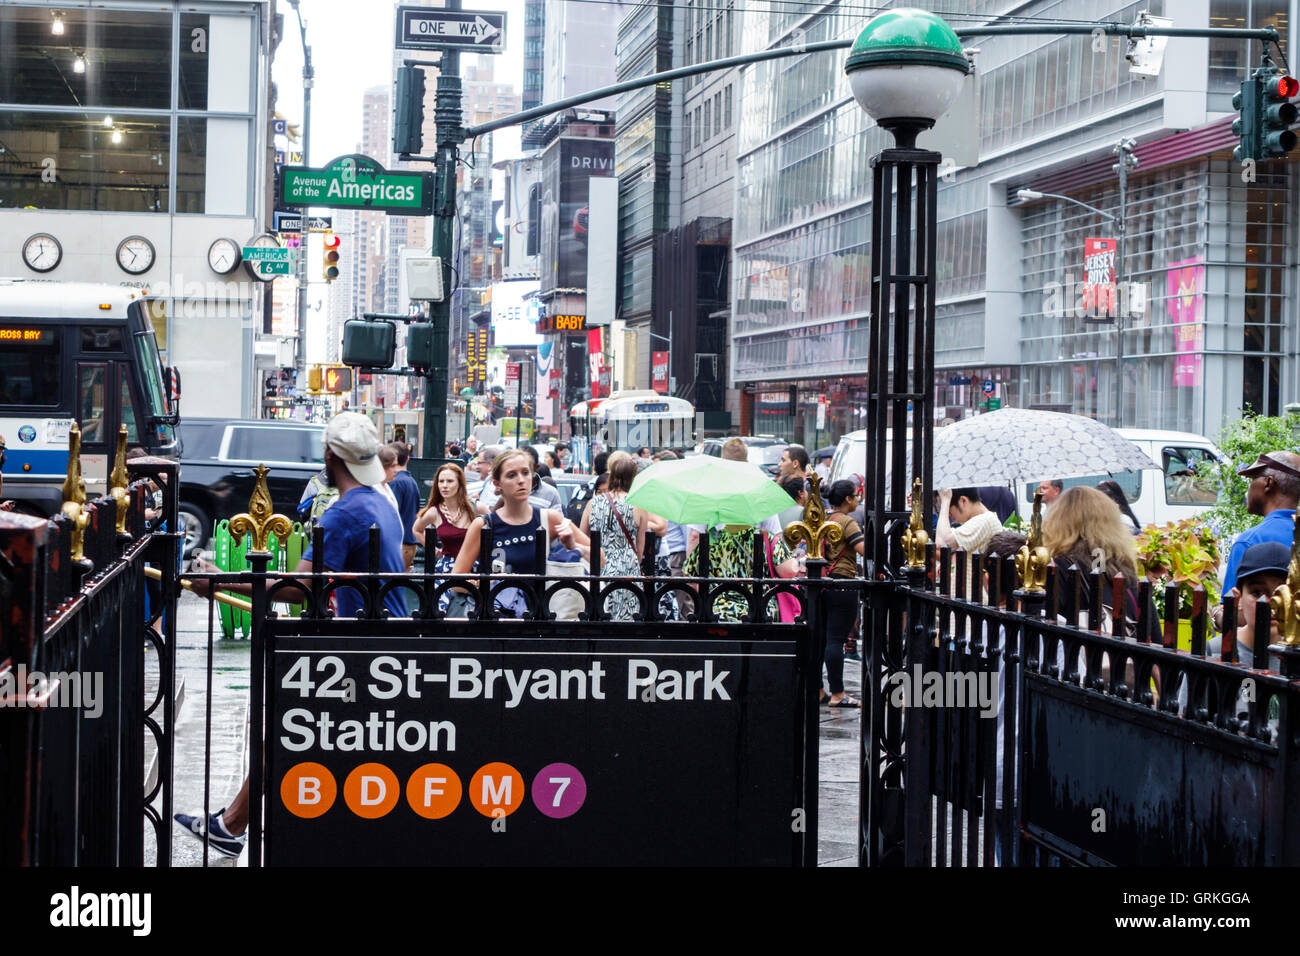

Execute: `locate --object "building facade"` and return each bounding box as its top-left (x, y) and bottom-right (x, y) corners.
top-left (0, 0), bottom-right (277, 418)
top-left (732, 0), bottom-right (1297, 448)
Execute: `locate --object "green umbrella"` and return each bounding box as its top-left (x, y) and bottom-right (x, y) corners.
top-left (627, 456), bottom-right (794, 526)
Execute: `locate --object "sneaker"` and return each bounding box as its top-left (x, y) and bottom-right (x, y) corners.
top-left (174, 809), bottom-right (245, 858)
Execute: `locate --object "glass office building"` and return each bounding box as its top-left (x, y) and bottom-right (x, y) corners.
top-left (732, 0), bottom-right (1295, 444)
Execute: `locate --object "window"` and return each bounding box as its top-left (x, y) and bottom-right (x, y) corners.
top-left (704, 101), bottom-right (711, 141)
top-left (78, 364), bottom-right (108, 444)
top-left (0, 325), bottom-right (59, 405)
top-left (0, 111), bottom-right (170, 212)
top-left (81, 327), bottom-right (123, 351)
top-left (1163, 446), bottom-right (1220, 504)
top-left (119, 371), bottom-right (138, 443)
top-left (228, 427), bottom-right (323, 464)
top-left (0, 6), bottom-right (172, 109)
top-left (725, 85), bottom-right (733, 129)
top-left (714, 92), bottom-right (722, 134)
top-left (694, 107), bottom-right (701, 148)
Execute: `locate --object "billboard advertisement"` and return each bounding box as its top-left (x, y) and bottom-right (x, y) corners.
top-left (1082, 237), bottom-right (1117, 320)
top-left (540, 137), bottom-right (615, 293)
top-left (490, 279), bottom-right (543, 348)
top-left (1167, 257), bottom-right (1204, 387)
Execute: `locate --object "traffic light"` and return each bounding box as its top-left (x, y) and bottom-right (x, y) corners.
top-left (342, 319), bottom-right (397, 369)
top-left (307, 365), bottom-right (323, 392)
top-left (1260, 71), bottom-right (1299, 159)
top-left (394, 65), bottom-right (425, 156)
top-left (323, 366), bottom-right (352, 392)
top-left (322, 231), bottom-right (341, 281)
top-left (407, 322), bottom-right (436, 371)
top-left (1235, 67), bottom-right (1298, 162)
top-left (1233, 76), bottom-right (1259, 162)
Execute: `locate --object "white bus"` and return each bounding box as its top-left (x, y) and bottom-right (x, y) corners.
top-left (0, 280), bottom-right (177, 515)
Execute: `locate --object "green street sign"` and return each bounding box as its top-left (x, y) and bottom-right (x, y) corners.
top-left (261, 260), bottom-right (293, 275)
top-left (280, 153), bottom-right (433, 215)
top-left (242, 246), bottom-right (293, 262)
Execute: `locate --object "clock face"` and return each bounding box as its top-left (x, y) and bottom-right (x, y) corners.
top-left (22, 233), bottom-right (62, 273)
top-left (116, 235), bottom-right (156, 275)
top-left (208, 237), bottom-right (240, 275)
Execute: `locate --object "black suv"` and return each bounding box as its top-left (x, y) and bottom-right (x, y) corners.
top-left (178, 418), bottom-right (324, 552)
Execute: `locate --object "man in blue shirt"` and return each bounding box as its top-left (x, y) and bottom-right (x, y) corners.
top-left (386, 441), bottom-right (422, 571)
top-left (176, 412), bottom-right (406, 856)
top-left (1212, 450), bottom-right (1300, 632)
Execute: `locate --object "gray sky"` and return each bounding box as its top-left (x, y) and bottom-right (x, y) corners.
top-left (272, 0), bottom-right (526, 165)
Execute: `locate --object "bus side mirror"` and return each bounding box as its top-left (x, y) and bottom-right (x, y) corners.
top-left (165, 366), bottom-right (179, 410)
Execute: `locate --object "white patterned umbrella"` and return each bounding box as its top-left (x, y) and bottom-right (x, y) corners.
top-left (933, 407), bottom-right (1156, 488)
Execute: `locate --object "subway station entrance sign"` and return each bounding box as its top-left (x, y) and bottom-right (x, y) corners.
top-left (280, 154), bottom-right (433, 215)
top-left (263, 624), bottom-right (812, 866)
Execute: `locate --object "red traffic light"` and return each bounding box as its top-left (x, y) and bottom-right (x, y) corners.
top-left (324, 233), bottom-right (341, 250)
top-left (1274, 75), bottom-right (1298, 98)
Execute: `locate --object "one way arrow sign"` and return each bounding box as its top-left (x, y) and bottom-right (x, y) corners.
top-left (395, 7), bottom-right (507, 53)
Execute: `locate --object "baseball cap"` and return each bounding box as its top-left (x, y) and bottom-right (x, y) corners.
top-left (323, 412), bottom-right (385, 486)
top-left (1238, 452), bottom-right (1300, 480)
top-left (1235, 541), bottom-right (1292, 584)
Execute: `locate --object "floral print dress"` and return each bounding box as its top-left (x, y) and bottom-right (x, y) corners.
top-left (589, 493), bottom-right (640, 620)
top-left (683, 526), bottom-right (792, 623)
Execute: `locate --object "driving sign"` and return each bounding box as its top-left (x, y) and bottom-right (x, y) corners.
top-left (396, 7), bottom-right (506, 52)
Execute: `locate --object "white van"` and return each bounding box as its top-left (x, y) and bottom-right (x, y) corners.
top-left (828, 426), bottom-right (1224, 529)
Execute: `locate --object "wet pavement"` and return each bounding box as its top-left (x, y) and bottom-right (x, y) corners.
top-left (161, 590), bottom-right (865, 867)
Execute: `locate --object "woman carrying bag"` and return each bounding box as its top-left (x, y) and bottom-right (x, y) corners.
top-left (819, 480), bottom-right (866, 708)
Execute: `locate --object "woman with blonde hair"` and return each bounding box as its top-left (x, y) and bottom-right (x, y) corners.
top-left (413, 463), bottom-right (475, 613)
top-left (1043, 485), bottom-right (1155, 636)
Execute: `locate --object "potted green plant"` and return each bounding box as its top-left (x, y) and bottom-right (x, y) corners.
top-left (1135, 518), bottom-right (1222, 649)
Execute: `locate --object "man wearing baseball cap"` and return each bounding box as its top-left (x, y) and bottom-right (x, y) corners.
top-left (1211, 450), bottom-right (1300, 633)
top-left (1210, 540), bottom-right (1291, 659)
top-left (178, 412), bottom-right (408, 857)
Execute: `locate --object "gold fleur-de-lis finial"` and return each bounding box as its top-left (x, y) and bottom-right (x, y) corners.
top-left (901, 477), bottom-right (929, 568)
top-left (784, 471), bottom-right (843, 557)
top-left (229, 464), bottom-right (293, 555)
top-left (1014, 489), bottom-right (1051, 593)
top-left (109, 424), bottom-right (130, 536)
top-left (61, 423), bottom-right (91, 562)
top-left (1269, 513), bottom-right (1300, 645)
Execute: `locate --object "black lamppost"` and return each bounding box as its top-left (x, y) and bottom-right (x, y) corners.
top-left (845, 8), bottom-right (969, 869)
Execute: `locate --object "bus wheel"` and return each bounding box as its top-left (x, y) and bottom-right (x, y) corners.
top-left (178, 502), bottom-right (211, 553)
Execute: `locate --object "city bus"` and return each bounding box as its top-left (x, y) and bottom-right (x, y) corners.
top-left (0, 279), bottom-right (178, 516)
top-left (568, 390), bottom-right (695, 466)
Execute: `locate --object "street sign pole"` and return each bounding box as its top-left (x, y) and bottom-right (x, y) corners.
top-left (422, 0), bottom-right (462, 460)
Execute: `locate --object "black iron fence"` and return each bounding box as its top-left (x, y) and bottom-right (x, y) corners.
top-left (863, 486), bottom-right (1300, 866)
top-left (179, 504), bottom-right (839, 867)
top-left (0, 425), bottom-right (179, 865)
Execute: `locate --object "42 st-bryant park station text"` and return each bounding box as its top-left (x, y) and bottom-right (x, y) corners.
top-left (278, 654), bottom-right (735, 753)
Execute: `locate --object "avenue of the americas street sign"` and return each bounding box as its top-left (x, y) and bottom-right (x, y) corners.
top-left (281, 154), bottom-right (433, 215)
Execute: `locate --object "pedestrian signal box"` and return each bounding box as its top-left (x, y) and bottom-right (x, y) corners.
top-left (307, 366), bottom-right (323, 392)
top-left (407, 322), bottom-right (436, 371)
top-left (342, 318), bottom-right (397, 369)
top-left (323, 367), bottom-right (352, 392)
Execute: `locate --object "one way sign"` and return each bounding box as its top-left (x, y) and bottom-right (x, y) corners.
top-left (395, 7), bottom-right (506, 53)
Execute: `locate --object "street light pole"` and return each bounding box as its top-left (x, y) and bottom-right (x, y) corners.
top-left (287, 0), bottom-right (312, 412)
top-left (1113, 137), bottom-right (1138, 427)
